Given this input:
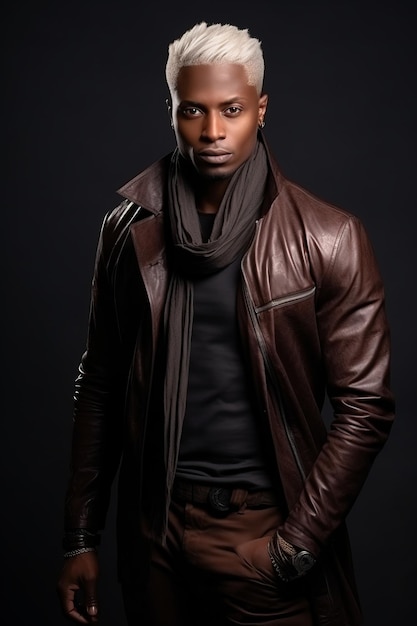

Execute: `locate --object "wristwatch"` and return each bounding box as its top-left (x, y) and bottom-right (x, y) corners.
top-left (268, 533), bottom-right (316, 582)
top-left (279, 535), bottom-right (316, 576)
top-left (291, 549), bottom-right (316, 576)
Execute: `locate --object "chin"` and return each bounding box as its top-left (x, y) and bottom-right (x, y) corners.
top-left (199, 170), bottom-right (232, 181)
top-left (195, 163), bottom-right (238, 181)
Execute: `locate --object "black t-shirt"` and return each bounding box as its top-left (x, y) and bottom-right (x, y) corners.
top-left (175, 213), bottom-right (273, 490)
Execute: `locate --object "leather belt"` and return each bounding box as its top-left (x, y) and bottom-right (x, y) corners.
top-left (172, 479), bottom-right (278, 515)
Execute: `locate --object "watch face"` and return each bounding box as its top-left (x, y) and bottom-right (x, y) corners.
top-left (292, 550), bottom-right (316, 576)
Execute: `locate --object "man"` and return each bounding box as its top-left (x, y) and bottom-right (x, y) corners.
top-left (57, 22), bottom-right (394, 626)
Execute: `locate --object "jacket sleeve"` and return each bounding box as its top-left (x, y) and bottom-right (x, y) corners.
top-left (281, 215), bottom-right (395, 556)
top-left (64, 209), bottom-right (127, 531)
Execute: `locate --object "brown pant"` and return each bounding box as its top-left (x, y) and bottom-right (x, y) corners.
top-left (122, 495), bottom-right (313, 626)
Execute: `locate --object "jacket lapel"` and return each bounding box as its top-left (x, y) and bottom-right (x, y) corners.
top-left (130, 213), bottom-right (169, 341)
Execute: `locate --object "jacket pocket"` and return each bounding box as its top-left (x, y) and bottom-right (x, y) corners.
top-left (255, 285), bottom-right (316, 314)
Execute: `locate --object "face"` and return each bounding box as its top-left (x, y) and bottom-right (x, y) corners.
top-left (169, 63), bottom-right (268, 180)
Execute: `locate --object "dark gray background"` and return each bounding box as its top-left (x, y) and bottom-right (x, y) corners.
top-left (3, 1), bottom-right (416, 624)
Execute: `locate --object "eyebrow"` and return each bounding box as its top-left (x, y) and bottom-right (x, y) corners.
top-left (179, 97), bottom-right (249, 107)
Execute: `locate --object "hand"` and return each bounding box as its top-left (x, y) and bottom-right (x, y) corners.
top-left (235, 535), bottom-right (277, 582)
top-left (57, 551), bottom-right (100, 623)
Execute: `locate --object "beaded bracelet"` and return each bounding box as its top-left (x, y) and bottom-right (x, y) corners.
top-left (267, 531), bottom-right (316, 582)
top-left (63, 547), bottom-right (97, 559)
top-left (267, 540), bottom-right (290, 581)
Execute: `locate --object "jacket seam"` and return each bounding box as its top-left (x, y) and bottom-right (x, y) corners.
top-left (320, 217), bottom-right (352, 289)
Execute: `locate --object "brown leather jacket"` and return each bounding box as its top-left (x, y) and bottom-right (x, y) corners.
top-left (65, 141), bottom-right (394, 625)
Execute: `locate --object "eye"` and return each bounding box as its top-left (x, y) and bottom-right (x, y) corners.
top-left (181, 106), bottom-right (202, 118)
top-left (224, 106), bottom-right (242, 116)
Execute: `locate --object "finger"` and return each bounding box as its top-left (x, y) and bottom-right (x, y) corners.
top-left (65, 606), bottom-right (90, 624)
top-left (59, 585), bottom-right (89, 624)
top-left (86, 599), bottom-right (98, 620)
top-left (84, 580), bottom-right (99, 622)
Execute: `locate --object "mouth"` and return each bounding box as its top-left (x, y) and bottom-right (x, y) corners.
top-left (197, 150), bottom-right (233, 165)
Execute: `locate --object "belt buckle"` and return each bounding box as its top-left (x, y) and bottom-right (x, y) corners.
top-left (208, 487), bottom-right (232, 514)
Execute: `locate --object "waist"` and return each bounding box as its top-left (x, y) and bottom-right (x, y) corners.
top-left (172, 478), bottom-right (278, 515)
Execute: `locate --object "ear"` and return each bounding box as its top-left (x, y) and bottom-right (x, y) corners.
top-left (258, 93), bottom-right (268, 127)
top-left (165, 98), bottom-right (174, 129)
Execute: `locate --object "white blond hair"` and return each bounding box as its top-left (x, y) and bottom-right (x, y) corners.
top-left (165, 22), bottom-right (265, 95)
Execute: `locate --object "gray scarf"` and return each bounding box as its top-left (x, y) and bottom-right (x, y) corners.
top-left (160, 138), bottom-right (268, 534)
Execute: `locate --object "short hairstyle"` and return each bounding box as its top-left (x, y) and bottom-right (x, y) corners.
top-left (165, 22), bottom-right (265, 95)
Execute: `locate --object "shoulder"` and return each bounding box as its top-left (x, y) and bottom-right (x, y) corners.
top-left (104, 198), bottom-right (143, 235)
top-left (264, 171), bottom-right (374, 287)
top-left (271, 175), bottom-right (369, 262)
top-left (276, 176), bottom-right (359, 238)
top-left (264, 139), bottom-right (358, 238)
top-left (98, 199), bottom-right (143, 260)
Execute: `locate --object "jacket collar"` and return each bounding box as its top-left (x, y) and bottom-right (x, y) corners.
top-left (117, 153), bottom-right (172, 215)
top-left (260, 133), bottom-right (283, 212)
top-left (116, 134), bottom-right (285, 215)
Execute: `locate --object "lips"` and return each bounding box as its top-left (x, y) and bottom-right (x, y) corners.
top-left (197, 149), bottom-right (233, 165)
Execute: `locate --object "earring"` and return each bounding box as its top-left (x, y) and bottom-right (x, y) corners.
top-left (259, 120), bottom-right (265, 129)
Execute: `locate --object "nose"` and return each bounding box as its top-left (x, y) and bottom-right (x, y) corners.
top-left (201, 112), bottom-right (225, 142)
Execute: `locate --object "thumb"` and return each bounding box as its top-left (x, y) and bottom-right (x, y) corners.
top-left (87, 602), bottom-right (98, 617)
top-left (84, 580), bottom-right (99, 621)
